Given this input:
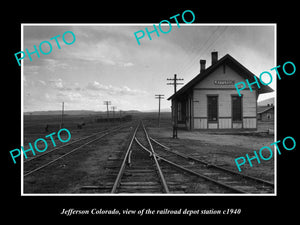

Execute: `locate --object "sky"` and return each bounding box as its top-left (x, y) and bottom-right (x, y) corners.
top-left (23, 24), bottom-right (276, 112)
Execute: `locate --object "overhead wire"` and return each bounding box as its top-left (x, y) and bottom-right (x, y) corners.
top-left (179, 26), bottom-right (229, 78)
top-left (176, 26), bottom-right (222, 77)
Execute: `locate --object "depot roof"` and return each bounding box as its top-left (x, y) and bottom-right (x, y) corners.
top-left (167, 54), bottom-right (274, 100)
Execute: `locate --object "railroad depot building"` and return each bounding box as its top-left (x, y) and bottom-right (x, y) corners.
top-left (168, 52), bottom-right (273, 130)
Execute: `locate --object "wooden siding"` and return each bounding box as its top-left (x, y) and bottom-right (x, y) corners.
top-left (208, 123), bottom-right (218, 129)
top-left (194, 118), bottom-right (207, 129)
top-left (193, 90), bottom-right (256, 116)
top-left (219, 118), bottom-right (231, 128)
top-left (194, 65), bottom-right (248, 89)
top-left (233, 122), bottom-right (243, 129)
top-left (243, 91), bottom-right (257, 117)
top-left (243, 118), bottom-right (256, 128)
top-left (191, 64), bottom-right (257, 129)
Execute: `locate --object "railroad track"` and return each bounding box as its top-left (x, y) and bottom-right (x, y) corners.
top-left (35, 120), bottom-right (274, 194)
top-left (110, 121), bottom-right (168, 193)
top-left (108, 121), bottom-right (274, 194)
top-left (148, 137), bottom-right (274, 194)
top-left (103, 121), bottom-right (270, 194)
top-left (23, 124), bottom-right (129, 177)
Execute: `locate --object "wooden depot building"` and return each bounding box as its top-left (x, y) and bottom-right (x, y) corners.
top-left (167, 52), bottom-right (273, 130)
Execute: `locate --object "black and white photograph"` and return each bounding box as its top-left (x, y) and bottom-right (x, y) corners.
top-left (4, 5), bottom-right (298, 221)
top-left (21, 24), bottom-right (276, 195)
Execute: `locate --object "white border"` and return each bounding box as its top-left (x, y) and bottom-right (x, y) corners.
top-left (21, 23), bottom-right (277, 196)
top-left (21, 24), bottom-right (24, 195)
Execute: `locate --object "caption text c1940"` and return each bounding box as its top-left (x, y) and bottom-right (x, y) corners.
top-left (60, 208), bottom-right (241, 216)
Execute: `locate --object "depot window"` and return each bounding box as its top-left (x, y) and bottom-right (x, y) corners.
top-left (232, 95), bottom-right (242, 121)
top-left (207, 95), bottom-right (218, 122)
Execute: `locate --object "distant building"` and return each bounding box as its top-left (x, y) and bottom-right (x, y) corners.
top-left (167, 52), bottom-right (273, 130)
top-left (257, 104), bottom-right (274, 121)
top-left (257, 97), bottom-right (274, 107)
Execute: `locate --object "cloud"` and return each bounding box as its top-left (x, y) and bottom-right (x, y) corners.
top-left (23, 64), bottom-right (40, 77)
top-left (68, 40), bottom-right (120, 66)
top-left (49, 78), bottom-right (64, 89)
top-left (48, 78), bottom-right (72, 91)
top-left (38, 80), bottom-right (46, 85)
top-left (65, 36), bottom-right (135, 67)
top-left (56, 91), bottom-right (83, 102)
top-left (123, 62), bottom-right (134, 67)
top-left (86, 81), bottom-right (148, 96)
top-left (86, 81), bottom-right (109, 90)
top-left (43, 59), bottom-right (72, 72)
top-left (41, 80), bottom-right (148, 108)
top-left (45, 89), bottom-right (83, 103)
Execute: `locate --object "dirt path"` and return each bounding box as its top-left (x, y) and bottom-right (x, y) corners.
top-left (148, 127), bottom-right (274, 150)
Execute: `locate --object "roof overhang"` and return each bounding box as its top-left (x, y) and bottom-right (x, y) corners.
top-left (168, 54), bottom-right (274, 100)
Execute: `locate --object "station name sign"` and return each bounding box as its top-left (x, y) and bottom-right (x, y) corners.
top-left (214, 80), bottom-right (235, 85)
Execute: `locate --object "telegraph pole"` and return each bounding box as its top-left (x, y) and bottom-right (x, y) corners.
top-left (119, 110), bottom-right (122, 122)
top-left (103, 101), bottom-right (111, 120)
top-left (167, 74), bottom-right (184, 94)
top-left (167, 74), bottom-right (184, 138)
top-left (111, 106), bottom-right (117, 122)
top-left (155, 94), bottom-right (164, 127)
top-left (60, 102), bottom-right (64, 129)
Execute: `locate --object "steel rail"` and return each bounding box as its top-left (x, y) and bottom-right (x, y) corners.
top-left (141, 122), bottom-right (170, 193)
top-left (111, 123), bottom-right (140, 193)
top-left (24, 131), bottom-right (112, 177)
top-left (149, 137), bottom-right (170, 150)
top-left (150, 137), bottom-right (274, 187)
top-left (24, 125), bottom-right (129, 177)
top-left (134, 137), bottom-right (152, 156)
top-left (136, 138), bottom-right (245, 193)
top-left (24, 124), bottom-right (128, 164)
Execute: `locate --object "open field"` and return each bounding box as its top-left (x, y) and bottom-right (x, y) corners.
top-left (23, 112), bottom-right (275, 194)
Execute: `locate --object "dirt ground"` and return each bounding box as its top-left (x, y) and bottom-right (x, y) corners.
top-left (23, 114), bottom-right (135, 193)
top-left (23, 125), bottom-right (133, 193)
top-left (147, 123), bottom-right (275, 183)
top-left (23, 114), bottom-right (275, 193)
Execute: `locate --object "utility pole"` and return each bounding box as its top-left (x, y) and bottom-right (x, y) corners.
top-left (111, 106), bottom-right (117, 122)
top-left (167, 74), bottom-right (184, 138)
top-left (167, 74), bottom-right (184, 94)
top-left (60, 102), bottom-right (64, 129)
top-left (103, 101), bottom-right (111, 120)
top-left (119, 110), bottom-right (122, 121)
top-left (155, 94), bottom-right (164, 127)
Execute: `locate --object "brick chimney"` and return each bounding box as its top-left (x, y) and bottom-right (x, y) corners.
top-left (211, 51), bottom-right (218, 65)
top-left (200, 60), bottom-right (206, 73)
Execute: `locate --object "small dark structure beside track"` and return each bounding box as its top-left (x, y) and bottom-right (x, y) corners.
top-left (96, 115), bottom-right (132, 123)
top-left (257, 105), bottom-right (274, 121)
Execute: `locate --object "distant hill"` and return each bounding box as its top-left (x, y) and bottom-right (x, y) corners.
top-left (24, 110), bottom-right (143, 116)
top-left (24, 110), bottom-right (99, 116)
top-left (258, 97), bottom-right (274, 106)
top-left (142, 108), bottom-right (171, 113)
